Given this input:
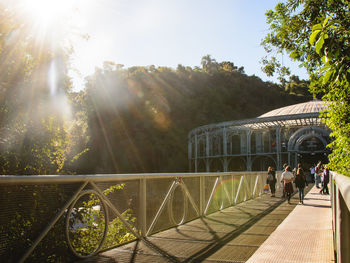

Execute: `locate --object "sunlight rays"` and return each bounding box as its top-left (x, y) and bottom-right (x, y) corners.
top-left (48, 60), bottom-right (57, 96)
top-left (95, 79), bottom-right (147, 173)
top-left (21, 0), bottom-right (76, 32)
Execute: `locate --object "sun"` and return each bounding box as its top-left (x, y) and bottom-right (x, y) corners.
top-left (20, 0), bottom-right (78, 31)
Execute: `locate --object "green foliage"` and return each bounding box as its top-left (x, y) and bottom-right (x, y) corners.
top-left (67, 184), bottom-right (136, 257)
top-left (81, 57), bottom-right (310, 173)
top-left (0, 4), bottom-right (88, 175)
top-left (262, 0), bottom-right (350, 176)
top-left (0, 185), bottom-right (74, 262)
top-left (0, 183), bottom-right (136, 262)
top-left (261, 56), bottom-right (291, 87)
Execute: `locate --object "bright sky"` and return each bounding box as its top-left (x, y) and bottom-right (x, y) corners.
top-left (69, 0), bottom-right (308, 90)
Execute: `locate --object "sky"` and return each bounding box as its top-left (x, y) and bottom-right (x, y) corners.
top-left (70, 0), bottom-right (308, 90)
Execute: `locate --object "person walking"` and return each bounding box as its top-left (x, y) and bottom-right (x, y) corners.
top-left (295, 163), bottom-right (308, 204)
top-left (320, 165), bottom-right (330, 194)
top-left (266, 166), bottom-right (276, 197)
top-left (315, 161), bottom-right (322, 188)
top-left (281, 163), bottom-right (288, 198)
top-left (310, 165), bottom-right (315, 183)
top-left (281, 165), bottom-right (295, 204)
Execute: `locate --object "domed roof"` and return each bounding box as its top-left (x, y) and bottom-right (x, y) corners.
top-left (258, 100), bottom-right (327, 118)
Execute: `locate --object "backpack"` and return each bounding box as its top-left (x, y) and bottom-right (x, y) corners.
top-left (315, 166), bottom-right (319, 173)
top-left (267, 173), bottom-right (274, 182)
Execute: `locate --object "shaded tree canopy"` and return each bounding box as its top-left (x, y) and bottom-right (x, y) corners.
top-left (79, 57), bottom-right (311, 173)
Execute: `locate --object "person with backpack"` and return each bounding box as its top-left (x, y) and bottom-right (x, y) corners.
top-left (295, 163), bottom-right (308, 204)
top-left (315, 161), bottom-right (322, 188)
top-left (320, 165), bottom-right (330, 194)
top-left (266, 166), bottom-right (276, 197)
top-left (281, 163), bottom-right (288, 198)
top-left (281, 165), bottom-right (295, 204)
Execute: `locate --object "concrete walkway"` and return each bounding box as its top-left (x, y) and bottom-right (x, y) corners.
top-left (247, 186), bottom-right (335, 263)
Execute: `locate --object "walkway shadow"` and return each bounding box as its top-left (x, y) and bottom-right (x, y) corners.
top-left (77, 241), bottom-right (141, 263)
top-left (181, 199), bottom-right (285, 263)
top-left (302, 203), bottom-right (331, 208)
top-left (304, 197), bottom-right (329, 201)
top-left (78, 189), bottom-right (296, 263)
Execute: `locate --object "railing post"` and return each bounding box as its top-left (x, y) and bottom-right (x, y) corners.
top-left (235, 175), bottom-right (244, 204)
top-left (139, 178), bottom-right (147, 237)
top-left (204, 177), bottom-right (220, 215)
top-left (220, 175), bottom-right (224, 210)
top-left (252, 173), bottom-right (260, 197)
top-left (200, 175), bottom-right (205, 216)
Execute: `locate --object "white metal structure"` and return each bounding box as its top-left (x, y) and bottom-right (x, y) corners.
top-left (188, 100), bottom-right (330, 172)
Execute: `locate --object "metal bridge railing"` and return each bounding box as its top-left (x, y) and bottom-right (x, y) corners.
top-left (0, 171), bottom-right (280, 262)
top-left (331, 172), bottom-right (350, 263)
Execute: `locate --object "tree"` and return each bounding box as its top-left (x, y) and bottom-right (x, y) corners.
top-left (201, 55), bottom-right (219, 74)
top-left (0, 3), bottom-right (83, 175)
top-left (262, 0), bottom-right (350, 176)
top-left (285, 75), bottom-right (310, 95)
top-left (81, 55), bottom-right (309, 174)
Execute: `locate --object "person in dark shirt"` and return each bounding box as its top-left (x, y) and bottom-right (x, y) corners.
top-left (320, 165), bottom-right (330, 194)
top-left (266, 166), bottom-right (276, 197)
top-left (295, 163), bottom-right (308, 204)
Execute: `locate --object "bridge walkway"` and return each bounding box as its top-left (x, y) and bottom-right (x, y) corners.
top-left (79, 186), bottom-right (302, 263)
top-left (247, 185), bottom-right (334, 263)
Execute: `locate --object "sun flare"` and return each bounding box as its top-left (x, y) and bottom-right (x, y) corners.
top-left (20, 0), bottom-right (78, 31)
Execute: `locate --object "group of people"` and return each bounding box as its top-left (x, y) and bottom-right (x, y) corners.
top-left (310, 162), bottom-right (330, 194)
top-left (266, 161), bottom-right (330, 205)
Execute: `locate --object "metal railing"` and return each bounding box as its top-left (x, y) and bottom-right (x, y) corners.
top-left (0, 171), bottom-right (280, 262)
top-left (331, 172), bottom-right (350, 263)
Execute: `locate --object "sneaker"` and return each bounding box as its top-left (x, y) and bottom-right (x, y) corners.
top-left (298, 201), bottom-right (302, 205)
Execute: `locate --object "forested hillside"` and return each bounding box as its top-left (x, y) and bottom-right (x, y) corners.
top-left (0, 3), bottom-right (312, 175)
top-left (70, 57), bottom-right (311, 174)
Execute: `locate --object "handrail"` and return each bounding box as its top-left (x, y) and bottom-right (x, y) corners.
top-left (332, 172), bottom-right (350, 211)
top-left (0, 171), bottom-right (272, 262)
top-left (331, 171), bottom-right (350, 263)
top-left (0, 171), bottom-right (263, 183)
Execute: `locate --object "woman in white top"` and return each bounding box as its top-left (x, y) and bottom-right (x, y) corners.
top-left (281, 165), bottom-right (295, 204)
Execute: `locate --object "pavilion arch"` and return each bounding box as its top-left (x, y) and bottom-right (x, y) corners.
top-left (295, 133), bottom-right (328, 152)
top-left (227, 157), bottom-right (246, 171)
top-left (209, 158), bottom-right (224, 172)
top-left (251, 155), bottom-right (277, 171)
top-left (211, 134), bottom-right (222, 156)
top-left (196, 159), bottom-right (206, 172)
top-left (288, 126), bottom-right (330, 151)
top-left (227, 133), bottom-right (241, 154)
